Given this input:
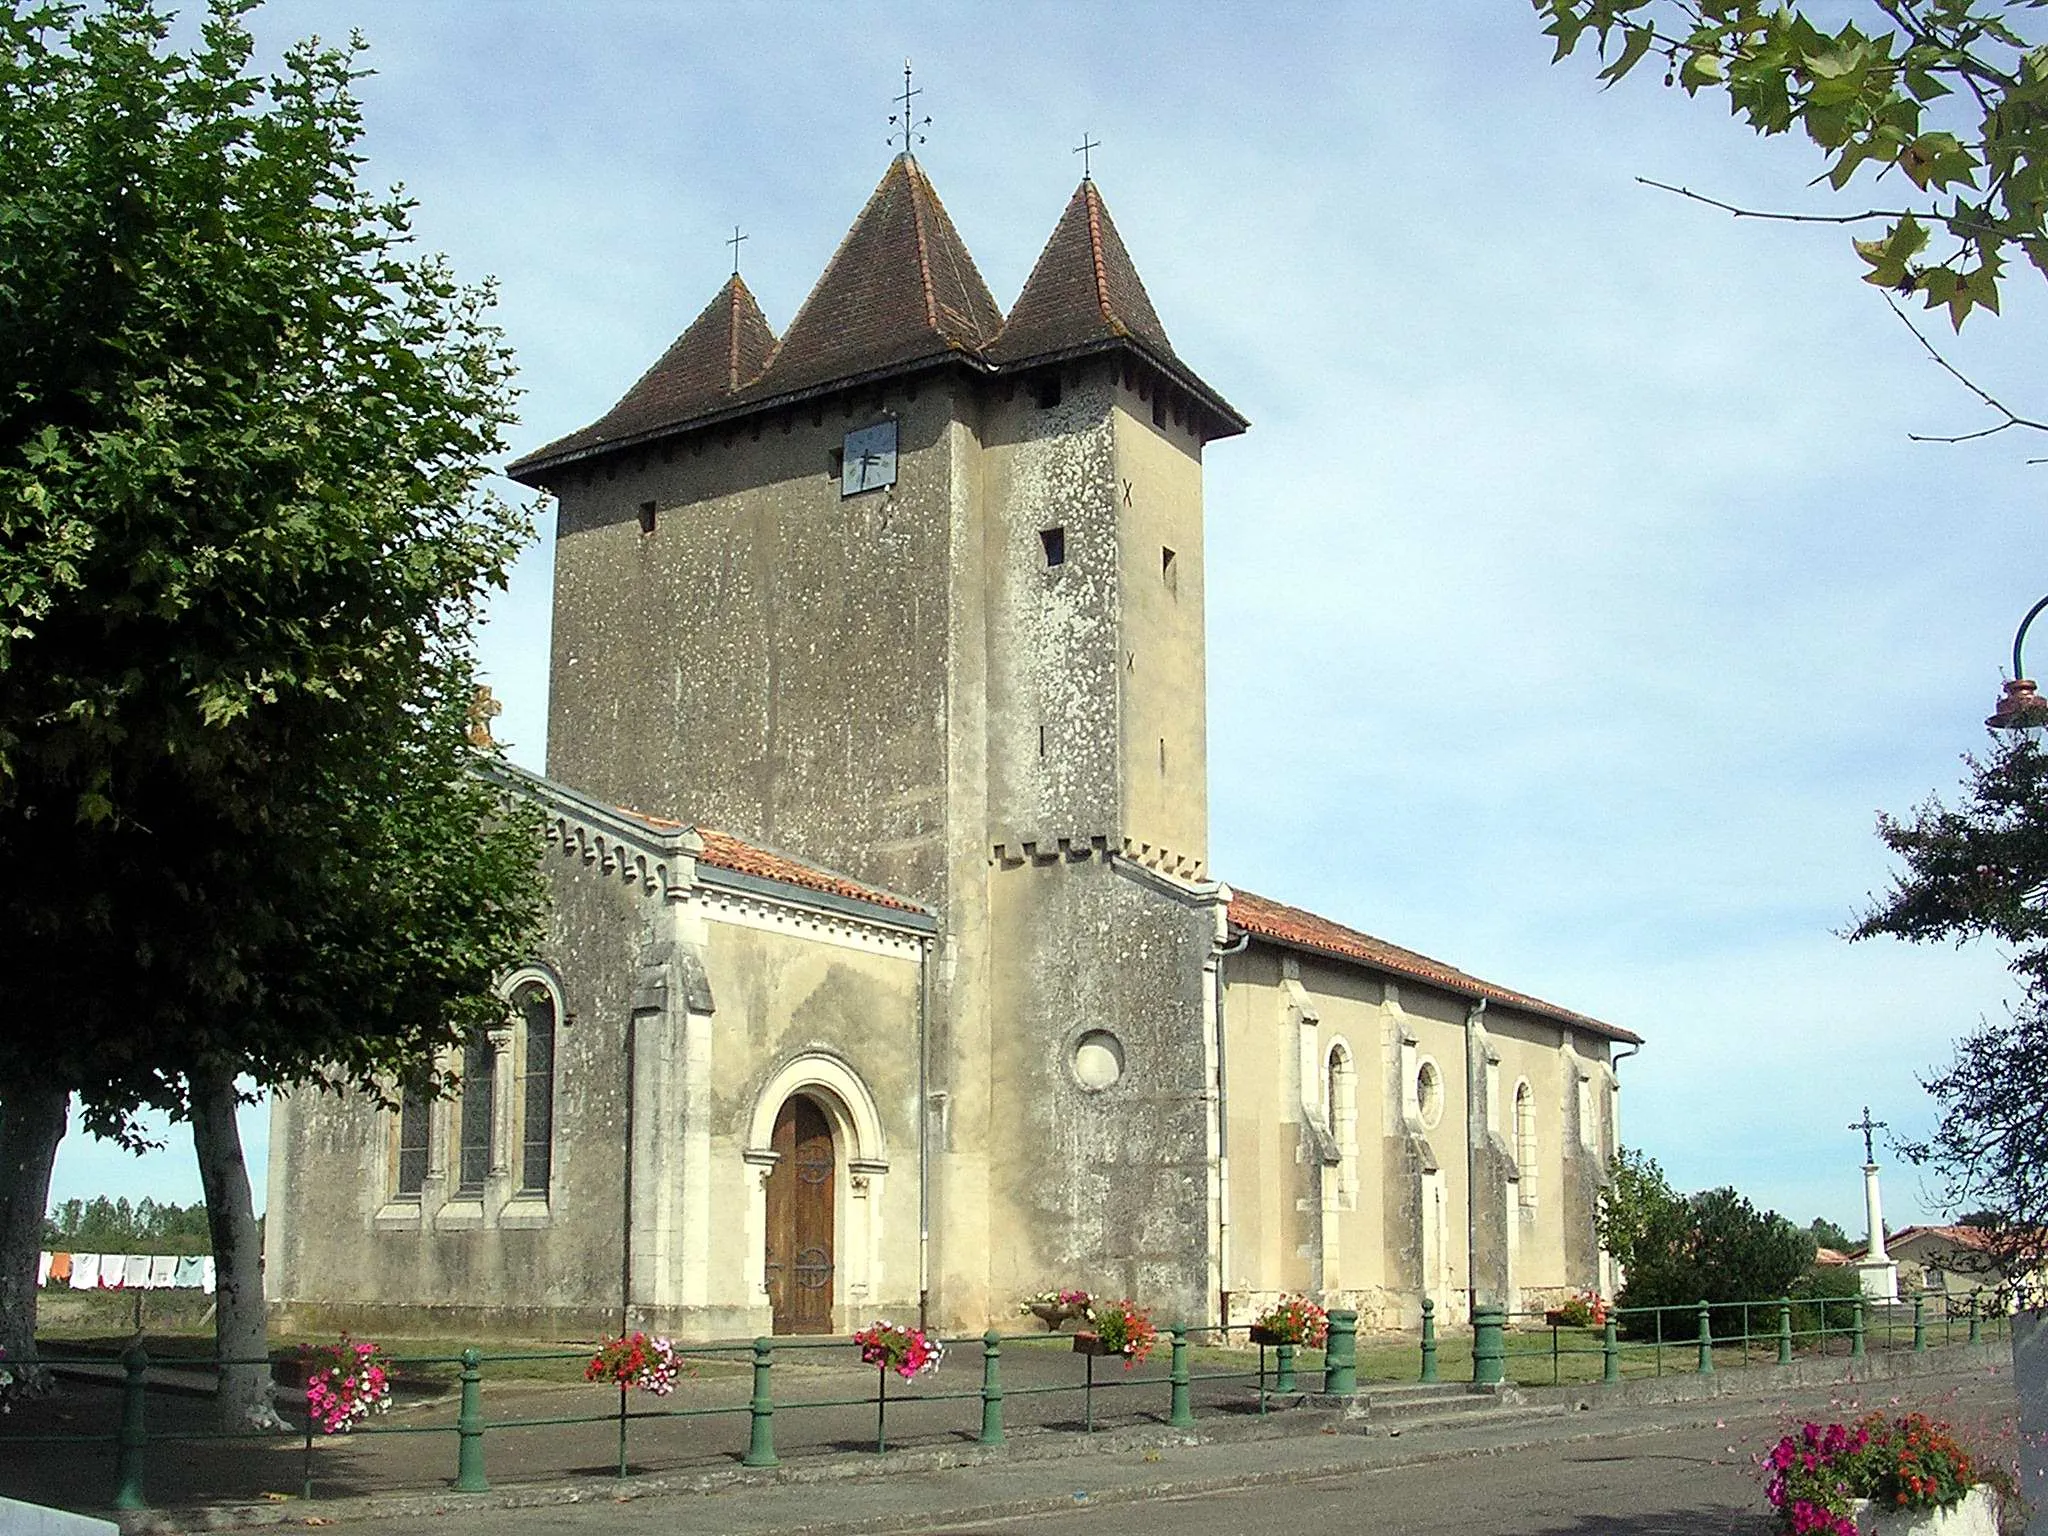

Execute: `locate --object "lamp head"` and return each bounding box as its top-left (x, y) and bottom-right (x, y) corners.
top-left (1988, 678), bottom-right (2048, 732)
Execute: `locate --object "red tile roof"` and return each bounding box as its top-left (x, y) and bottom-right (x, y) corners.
top-left (513, 275), bottom-right (775, 471)
top-left (608, 804), bottom-right (926, 917)
top-left (694, 827), bottom-right (927, 916)
top-left (1228, 888), bottom-right (1640, 1043)
top-left (992, 178), bottom-right (1173, 363)
top-left (1890, 1223), bottom-right (2044, 1258)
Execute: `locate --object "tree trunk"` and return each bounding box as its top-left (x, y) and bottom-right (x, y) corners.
top-left (0, 1083), bottom-right (68, 1395)
top-left (192, 1068), bottom-right (285, 1431)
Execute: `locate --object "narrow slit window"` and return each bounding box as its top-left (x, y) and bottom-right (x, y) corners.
top-left (637, 500), bottom-right (657, 536)
top-left (1161, 546), bottom-right (1178, 594)
top-left (828, 446), bottom-right (844, 479)
top-left (1040, 527), bottom-right (1066, 567)
top-left (1159, 737), bottom-right (1167, 774)
top-left (1038, 724), bottom-right (1047, 758)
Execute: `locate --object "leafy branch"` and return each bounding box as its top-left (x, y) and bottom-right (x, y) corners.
top-left (1537, 0), bottom-right (2048, 331)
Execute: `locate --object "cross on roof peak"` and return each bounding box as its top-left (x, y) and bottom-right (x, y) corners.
top-left (889, 59), bottom-right (930, 158)
top-left (1074, 133), bottom-right (1101, 180)
top-left (725, 224), bottom-right (748, 277)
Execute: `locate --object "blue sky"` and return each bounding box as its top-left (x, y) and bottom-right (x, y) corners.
top-left (50, 2), bottom-right (2048, 1238)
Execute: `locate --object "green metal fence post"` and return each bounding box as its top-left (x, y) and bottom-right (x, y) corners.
top-left (979, 1330), bottom-right (1005, 1447)
top-left (1472, 1306), bottom-right (1506, 1386)
top-left (1913, 1294), bottom-right (1926, 1352)
top-left (454, 1347), bottom-right (489, 1493)
top-left (1695, 1301), bottom-right (1714, 1375)
top-left (742, 1338), bottom-right (779, 1468)
top-left (1777, 1301), bottom-right (1793, 1366)
top-left (1602, 1317), bottom-right (1620, 1384)
top-left (1419, 1297), bottom-right (1438, 1383)
top-left (1167, 1324), bottom-right (1194, 1428)
top-left (1850, 1299), bottom-right (1866, 1360)
top-left (1275, 1341), bottom-right (1296, 1394)
top-left (113, 1344), bottom-right (148, 1511)
top-left (1322, 1308), bottom-right (1357, 1395)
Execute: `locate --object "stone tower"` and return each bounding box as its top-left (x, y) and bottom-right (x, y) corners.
top-left (509, 155), bottom-right (1246, 1323)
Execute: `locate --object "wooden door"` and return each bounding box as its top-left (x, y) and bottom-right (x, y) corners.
top-left (765, 1096), bottom-right (835, 1334)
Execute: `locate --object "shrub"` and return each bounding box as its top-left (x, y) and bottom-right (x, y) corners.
top-left (1616, 1186), bottom-right (1815, 1339)
top-left (1789, 1265), bottom-right (1865, 1339)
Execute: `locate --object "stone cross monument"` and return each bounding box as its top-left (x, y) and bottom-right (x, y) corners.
top-left (1850, 1106), bottom-right (1900, 1303)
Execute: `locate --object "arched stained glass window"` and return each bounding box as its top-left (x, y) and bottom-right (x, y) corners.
top-left (516, 980), bottom-right (556, 1196)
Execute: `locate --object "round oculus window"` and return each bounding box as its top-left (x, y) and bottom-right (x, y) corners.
top-left (1072, 1031), bottom-right (1125, 1091)
top-left (1416, 1059), bottom-right (1445, 1129)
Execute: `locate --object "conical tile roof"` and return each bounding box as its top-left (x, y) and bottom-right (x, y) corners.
top-left (992, 178), bottom-right (1173, 364)
top-left (511, 275), bottom-right (776, 472)
top-left (747, 154), bottom-right (1003, 399)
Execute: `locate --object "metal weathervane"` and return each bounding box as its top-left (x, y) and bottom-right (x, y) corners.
top-left (890, 59), bottom-right (930, 156)
top-left (1850, 1105), bottom-right (1888, 1165)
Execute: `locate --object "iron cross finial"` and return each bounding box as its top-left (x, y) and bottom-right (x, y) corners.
top-left (1850, 1105), bottom-right (1889, 1165)
top-left (725, 224), bottom-right (748, 277)
top-left (889, 59), bottom-right (930, 157)
top-left (1074, 133), bottom-right (1101, 180)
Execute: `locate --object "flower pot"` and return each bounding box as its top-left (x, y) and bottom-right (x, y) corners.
top-left (1028, 1301), bottom-right (1083, 1331)
top-left (1072, 1332), bottom-right (1122, 1357)
top-left (1850, 1485), bottom-right (2000, 1535)
top-left (1248, 1325), bottom-right (1291, 1348)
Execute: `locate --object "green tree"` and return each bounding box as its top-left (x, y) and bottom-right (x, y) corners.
top-left (1535, 0), bottom-right (2048, 339)
top-left (1606, 1157), bottom-right (1818, 1335)
top-left (1852, 735), bottom-right (2048, 1297)
top-left (1809, 1216), bottom-right (1856, 1252)
top-left (1597, 1145), bottom-right (1687, 1274)
top-left (0, 0), bottom-right (544, 1419)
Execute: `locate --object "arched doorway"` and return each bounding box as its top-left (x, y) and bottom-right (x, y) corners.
top-left (765, 1096), bottom-right (836, 1334)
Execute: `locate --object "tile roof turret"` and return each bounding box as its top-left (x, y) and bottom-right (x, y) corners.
top-left (748, 153), bottom-right (1003, 399)
top-left (993, 177), bottom-right (1172, 363)
top-left (511, 274), bottom-right (774, 473)
top-left (994, 178), bottom-right (1246, 438)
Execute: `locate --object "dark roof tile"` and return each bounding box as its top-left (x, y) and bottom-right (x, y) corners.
top-left (993, 178), bottom-right (1172, 362)
top-left (511, 275), bottom-right (775, 472)
top-left (747, 154), bottom-right (1002, 400)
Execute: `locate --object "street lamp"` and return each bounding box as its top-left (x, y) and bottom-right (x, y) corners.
top-left (1988, 594), bottom-right (2048, 731)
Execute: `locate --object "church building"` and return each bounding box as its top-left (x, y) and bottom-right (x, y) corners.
top-left (266, 147), bottom-right (1641, 1341)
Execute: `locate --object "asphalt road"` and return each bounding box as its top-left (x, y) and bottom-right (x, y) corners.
top-left (930, 1417), bottom-right (1769, 1535)
top-left (302, 1367), bottom-right (2021, 1536)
